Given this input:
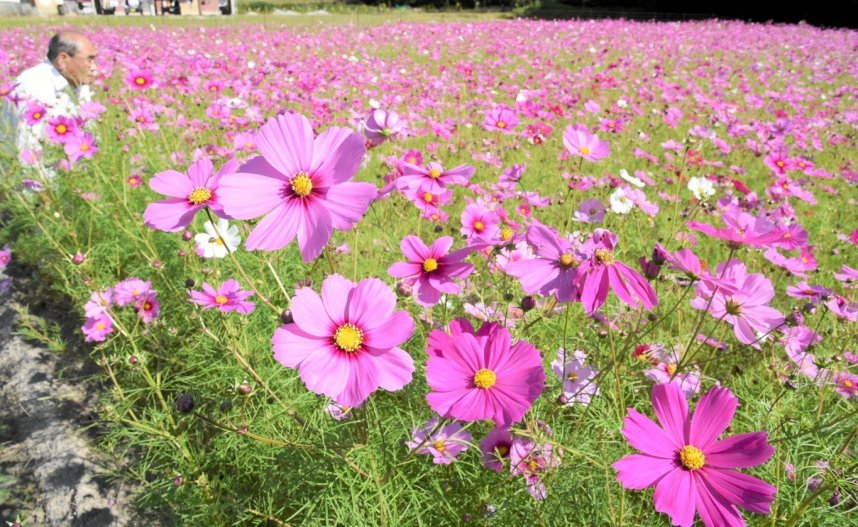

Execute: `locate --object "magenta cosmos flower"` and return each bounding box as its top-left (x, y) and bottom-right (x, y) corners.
top-left (188, 279), bottom-right (255, 314)
top-left (387, 235), bottom-right (474, 307)
top-left (425, 319), bottom-right (545, 427)
top-left (143, 157), bottom-right (238, 232)
top-left (614, 382), bottom-right (776, 527)
top-left (395, 161), bottom-right (475, 197)
top-left (483, 106), bottom-right (518, 134)
top-left (575, 229), bottom-right (658, 314)
top-left (272, 274), bottom-right (414, 407)
top-left (507, 223), bottom-right (579, 302)
top-left (563, 126), bottom-right (610, 162)
top-left (218, 113), bottom-right (377, 262)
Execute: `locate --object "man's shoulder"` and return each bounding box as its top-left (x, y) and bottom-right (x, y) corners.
top-left (15, 62), bottom-right (62, 103)
top-left (16, 62), bottom-right (54, 83)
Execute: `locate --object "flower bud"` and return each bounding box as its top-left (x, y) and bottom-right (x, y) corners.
top-left (182, 231), bottom-right (193, 241)
top-left (175, 394), bottom-right (195, 413)
top-left (71, 252), bottom-right (85, 265)
top-left (520, 296), bottom-right (536, 312)
top-left (396, 281), bottom-right (413, 297)
top-left (237, 381), bottom-right (253, 396)
top-left (280, 309), bottom-right (293, 325)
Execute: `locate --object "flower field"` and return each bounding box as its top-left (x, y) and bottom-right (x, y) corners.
top-left (1, 15), bottom-right (856, 526)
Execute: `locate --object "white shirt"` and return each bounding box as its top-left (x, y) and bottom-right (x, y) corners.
top-left (1, 61), bottom-right (92, 155)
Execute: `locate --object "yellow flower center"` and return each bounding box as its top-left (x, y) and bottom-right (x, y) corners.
top-left (215, 295), bottom-right (228, 305)
top-left (210, 85), bottom-right (218, 92)
top-left (776, 160), bottom-right (784, 167)
top-left (473, 221), bottom-right (485, 232)
top-left (500, 226), bottom-right (514, 241)
top-left (595, 249), bottom-right (615, 265)
top-left (407, 157), bottom-right (417, 164)
top-left (528, 459), bottom-right (539, 472)
top-left (497, 120), bottom-right (507, 128)
top-left (80, 143), bottom-right (89, 151)
top-left (579, 146), bottom-right (591, 156)
top-left (422, 258), bottom-right (439, 272)
top-left (495, 445), bottom-right (509, 457)
top-left (56, 124), bottom-right (67, 134)
top-left (559, 253), bottom-right (576, 267)
top-left (666, 364), bottom-right (677, 375)
top-left (33, 112), bottom-right (42, 120)
top-left (473, 368), bottom-right (497, 389)
top-left (567, 371), bottom-right (579, 381)
top-left (291, 173), bottom-right (313, 197)
top-left (96, 322), bottom-right (105, 330)
top-left (679, 445), bottom-right (706, 470)
top-left (245, 142), bottom-right (254, 149)
top-left (143, 302), bottom-right (153, 311)
top-left (135, 77), bottom-right (146, 86)
top-left (187, 187), bottom-right (212, 205)
top-left (843, 379), bottom-right (854, 388)
top-left (433, 440), bottom-right (446, 452)
top-left (422, 192), bottom-right (434, 203)
top-left (428, 168), bottom-right (442, 179)
top-left (333, 323), bottom-right (363, 353)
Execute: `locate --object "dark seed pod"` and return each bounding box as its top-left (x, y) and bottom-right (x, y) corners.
top-left (175, 394), bottom-right (195, 413)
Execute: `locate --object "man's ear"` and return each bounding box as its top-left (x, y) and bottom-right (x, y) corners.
top-left (55, 53), bottom-right (69, 73)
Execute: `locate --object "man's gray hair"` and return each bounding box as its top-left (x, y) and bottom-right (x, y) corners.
top-left (47, 34), bottom-right (78, 63)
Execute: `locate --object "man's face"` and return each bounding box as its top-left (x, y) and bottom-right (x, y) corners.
top-left (57, 38), bottom-right (97, 87)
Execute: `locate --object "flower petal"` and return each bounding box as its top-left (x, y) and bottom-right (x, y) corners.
top-left (622, 407), bottom-right (680, 457)
top-left (701, 468), bottom-right (777, 514)
top-left (690, 386), bottom-right (738, 449)
top-left (651, 382), bottom-right (690, 446)
top-left (705, 432), bottom-right (774, 469)
top-left (613, 454), bottom-right (674, 490)
top-left (289, 287), bottom-right (334, 338)
top-left (653, 468), bottom-right (697, 527)
top-left (256, 112), bottom-right (313, 176)
top-left (244, 200), bottom-right (301, 251)
top-left (310, 126), bottom-right (366, 185)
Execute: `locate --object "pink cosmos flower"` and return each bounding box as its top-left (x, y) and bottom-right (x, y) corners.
top-left (126, 69), bottom-right (154, 90)
top-left (84, 288), bottom-right (113, 318)
top-left (113, 278), bottom-right (152, 307)
top-left (614, 382), bottom-right (777, 527)
top-left (825, 295), bottom-right (858, 322)
top-left (272, 274), bottom-right (414, 407)
top-left (387, 235), bottom-right (474, 307)
top-left (364, 109), bottom-right (403, 145)
top-left (688, 210), bottom-right (784, 249)
top-left (785, 281), bottom-right (831, 303)
top-left (575, 229), bottom-right (658, 314)
top-left (460, 203), bottom-right (500, 243)
top-left (81, 314), bottom-right (113, 343)
top-left (562, 126), bottom-right (610, 162)
top-left (135, 292), bottom-right (159, 324)
top-left (46, 115), bottom-right (78, 144)
top-left (217, 113), bottom-right (376, 262)
top-left (0, 245), bottom-right (10, 268)
top-left (64, 132), bottom-right (98, 162)
top-left (552, 348), bottom-right (599, 405)
top-left (425, 319), bottom-right (546, 427)
top-left (691, 259), bottom-right (784, 349)
top-left (834, 264), bottom-right (858, 287)
top-left (188, 279), bottom-right (255, 314)
top-left (23, 102), bottom-right (47, 126)
top-left (480, 427), bottom-right (514, 473)
top-left (506, 223), bottom-right (579, 302)
top-left (572, 198), bottom-right (606, 224)
top-left (483, 106), bottom-right (518, 134)
top-left (642, 345), bottom-right (701, 397)
top-left (143, 157), bottom-right (238, 232)
top-left (833, 372), bottom-right (858, 399)
top-left (405, 418), bottom-right (472, 465)
top-left (510, 438), bottom-right (562, 500)
top-left (395, 161), bottom-right (475, 198)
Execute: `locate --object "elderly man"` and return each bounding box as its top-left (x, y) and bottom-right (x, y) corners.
top-left (2, 31), bottom-right (97, 156)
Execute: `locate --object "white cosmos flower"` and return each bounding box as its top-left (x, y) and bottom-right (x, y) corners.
top-left (688, 176), bottom-right (716, 200)
top-left (609, 188), bottom-right (634, 214)
top-left (619, 169), bottom-right (645, 188)
top-left (195, 219), bottom-right (241, 259)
